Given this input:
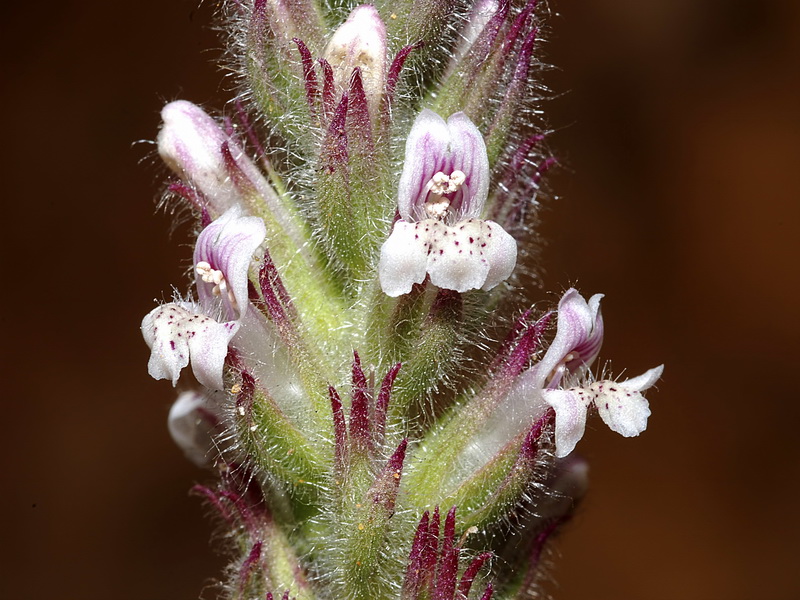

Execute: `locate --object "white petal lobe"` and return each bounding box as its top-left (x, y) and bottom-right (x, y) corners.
top-left (378, 220), bottom-right (429, 297)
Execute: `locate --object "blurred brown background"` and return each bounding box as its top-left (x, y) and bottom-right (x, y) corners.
top-left (2, 0), bottom-right (798, 598)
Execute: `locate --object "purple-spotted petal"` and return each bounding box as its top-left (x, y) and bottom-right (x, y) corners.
top-left (480, 220), bottom-right (517, 290)
top-left (426, 220), bottom-right (491, 293)
top-left (541, 388), bottom-right (591, 458)
top-left (379, 217), bottom-right (517, 295)
top-left (193, 206), bottom-right (266, 319)
top-left (378, 220), bottom-right (429, 297)
top-left (543, 365), bottom-right (663, 457)
top-left (593, 365), bottom-right (663, 437)
top-left (141, 302), bottom-right (238, 390)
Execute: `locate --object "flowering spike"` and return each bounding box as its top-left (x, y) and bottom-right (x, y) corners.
top-left (146, 3), bottom-right (664, 597)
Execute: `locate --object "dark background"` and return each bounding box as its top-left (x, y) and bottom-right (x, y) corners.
top-left (3, 1), bottom-right (799, 598)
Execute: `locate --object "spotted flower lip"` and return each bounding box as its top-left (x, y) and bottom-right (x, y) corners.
top-left (543, 365), bottom-right (664, 458)
top-left (141, 301), bottom-right (238, 390)
top-left (379, 110), bottom-right (517, 296)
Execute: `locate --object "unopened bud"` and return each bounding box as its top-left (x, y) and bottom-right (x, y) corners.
top-left (167, 390), bottom-right (223, 467)
top-left (158, 100), bottom-right (241, 214)
top-left (323, 5), bottom-right (386, 119)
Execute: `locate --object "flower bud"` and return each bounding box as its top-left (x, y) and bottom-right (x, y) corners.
top-left (157, 100), bottom-right (242, 214)
top-left (323, 5), bottom-right (386, 120)
top-left (167, 390), bottom-right (224, 467)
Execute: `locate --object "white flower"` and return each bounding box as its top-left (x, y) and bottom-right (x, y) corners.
top-left (495, 289), bottom-right (661, 457)
top-left (378, 109), bottom-right (517, 296)
top-left (142, 207), bottom-right (266, 390)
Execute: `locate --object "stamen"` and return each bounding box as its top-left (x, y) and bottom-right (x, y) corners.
top-left (425, 170), bottom-right (467, 218)
top-left (196, 261), bottom-right (237, 308)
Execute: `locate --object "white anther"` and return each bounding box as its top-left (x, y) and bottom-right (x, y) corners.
top-left (425, 170), bottom-right (468, 218)
top-left (429, 171), bottom-right (451, 194)
top-left (428, 170), bottom-right (465, 195)
top-left (449, 170), bottom-right (466, 187)
top-left (196, 260), bottom-right (232, 303)
top-left (425, 197), bottom-right (451, 218)
top-left (195, 261), bottom-right (214, 282)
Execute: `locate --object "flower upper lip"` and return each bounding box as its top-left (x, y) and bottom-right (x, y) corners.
top-left (397, 110), bottom-right (490, 223)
